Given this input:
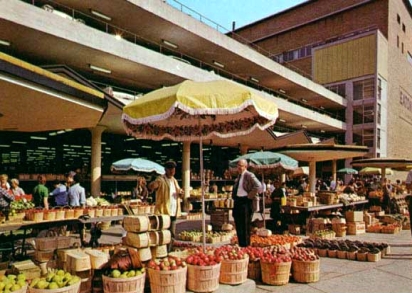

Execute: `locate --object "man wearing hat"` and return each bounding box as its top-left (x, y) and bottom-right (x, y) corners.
top-left (148, 160), bottom-right (184, 241)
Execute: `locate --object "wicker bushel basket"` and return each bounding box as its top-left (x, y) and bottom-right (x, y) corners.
top-left (150, 245), bottom-right (168, 259)
top-left (367, 252), bottom-right (381, 262)
top-left (356, 252), bottom-right (368, 261)
top-left (28, 280), bottom-right (81, 293)
top-left (44, 210), bottom-right (56, 221)
top-left (292, 259), bottom-right (320, 283)
top-left (337, 250), bottom-right (347, 259)
top-left (123, 216), bottom-right (149, 233)
top-left (157, 215), bottom-right (171, 230)
top-left (148, 266), bottom-right (187, 293)
top-left (347, 251), bottom-right (357, 260)
top-left (260, 260), bottom-right (291, 286)
top-left (187, 263), bottom-right (221, 293)
top-left (247, 260), bottom-right (261, 281)
top-left (219, 256), bottom-right (249, 285)
top-left (102, 273), bottom-right (145, 293)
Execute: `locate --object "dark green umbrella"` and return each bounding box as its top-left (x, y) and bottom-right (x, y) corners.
top-left (229, 151), bottom-right (298, 174)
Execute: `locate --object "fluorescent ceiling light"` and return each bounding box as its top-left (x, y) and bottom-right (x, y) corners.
top-left (279, 119), bottom-right (286, 123)
top-left (320, 130), bottom-right (326, 133)
top-left (250, 77), bottom-right (259, 83)
top-left (213, 61), bottom-right (225, 68)
top-left (90, 64), bottom-right (111, 74)
top-left (12, 141), bottom-right (27, 144)
top-left (90, 9), bottom-right (111, 21)
top-left (301, 98), bottom-right (308, 103)
top-left (0, 40), bottom-right (11, 46)
top-left (320, 106), bottom-right (325, 110)
top-left (278, 88), bottom-right (286, 94)
top-left (301, 125), bottom-right (307, 129)
top-left (0, 145), bottom-right (10, 148)
top-left (142, 146), bottom-right (152, 149)
top-left (162, 39), bottom-right (178, 49)
top-left (30, 136), bottom-right (47, 140)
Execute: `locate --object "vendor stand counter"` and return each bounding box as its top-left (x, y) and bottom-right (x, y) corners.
top-left (281, 200), bottom-right (369, 228)
top-left (0, 215), bottom-right (125, 259)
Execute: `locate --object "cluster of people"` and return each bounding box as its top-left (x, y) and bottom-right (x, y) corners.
top-left (0, 171), bottom-right (87, 213)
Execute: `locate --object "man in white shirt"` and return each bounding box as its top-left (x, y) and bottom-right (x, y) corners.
top-left (232, 159), bottom-right (261, 247)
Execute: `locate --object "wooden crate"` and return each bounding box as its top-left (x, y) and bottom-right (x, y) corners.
top-left (210, 210), bottom-right (229, 230)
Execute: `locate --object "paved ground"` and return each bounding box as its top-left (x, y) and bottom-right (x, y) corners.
top-left (96, 214), bottom-right (412, 293)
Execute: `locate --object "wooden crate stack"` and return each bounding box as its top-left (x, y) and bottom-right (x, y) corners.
top-left (345, 211), bottom-right (365, 235)
top-left (66, 251), bottom-right (92, 293)
top-left (122, 214), bottom-right (171, 261)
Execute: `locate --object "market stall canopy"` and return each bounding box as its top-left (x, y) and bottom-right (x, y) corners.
top-left (110, 158), bottom-right (165, 175)
top-left (337, 167), bottom-right (358, 175)
top-left (358, 167), bottom-right (393, 176)
top-left (351, 158), bottom-right (412, 169)
top-left (122, 80), bottom-right (278, 141)
top-left (273, 143), bottom-right (369, 162)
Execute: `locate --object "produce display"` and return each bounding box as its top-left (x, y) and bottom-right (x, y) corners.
top-left (146, 256), bottom-right (186, 271)
top-left (104, 268), bottom-right (145, 278)
top-left (29, 269), bottom-right (80, 289)
top-left (298, 238), bottom-right (388, 255)
top-left (0, 274), bottom-right (28, 292)
top-left (10, 200), bottom-right (35, 212)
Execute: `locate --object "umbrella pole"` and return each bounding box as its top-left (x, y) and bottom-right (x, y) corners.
top-left (200, 138), bottom-right (206, 250)
top-left (261, 173), bottom-right (265, 228)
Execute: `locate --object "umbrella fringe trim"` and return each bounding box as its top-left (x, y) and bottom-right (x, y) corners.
top-left (122, 100), bottom-right (278, 125)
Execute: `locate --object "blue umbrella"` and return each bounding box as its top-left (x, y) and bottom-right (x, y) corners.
top-left (110, 158), bottom-right (165, 175)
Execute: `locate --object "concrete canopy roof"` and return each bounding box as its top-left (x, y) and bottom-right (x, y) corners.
top-left (274, 143), bottom-right (369, 162)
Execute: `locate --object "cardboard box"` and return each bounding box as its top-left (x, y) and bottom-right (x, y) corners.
top-left (346, 211), bottom-right (363, 222)
top-left (347, 221), bottom-right (366, 235)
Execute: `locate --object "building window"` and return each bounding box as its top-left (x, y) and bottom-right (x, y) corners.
top-left (377, 103), bottom-right (381, 124)
top-left (403, 23), bottom-right (406, 32)
top-left (377, 78), bottom-right (382, 101)
top-left (397, 14), bottom-right (401, 24)
top-left (353, 128), bottom-right (374, 148)
top-left (377, 128), bottom-right (381, 149)
top-left (353, 78), bottom-right (375, 101)
top-left (353, 104), bottom-right (375, 125)
top-left (326, 83), bottom-right (346, 98)
top-left (402, 42), bottom-right (404, 54)
top-left (397, 35), bottom-right (400, 48)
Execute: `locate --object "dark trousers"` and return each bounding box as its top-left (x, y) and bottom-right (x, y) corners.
top-left (232, 197), bottom-right (252, 247)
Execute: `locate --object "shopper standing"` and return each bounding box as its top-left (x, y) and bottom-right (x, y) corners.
top-left (148, 161), bottom-right (183, 241)
top-left (33, 174), bottom-right (49, 209)
top-left (0, 174), bottom-right (10, 191)
top-left (10, 178), bottom-right (25, 197)
top-left (132, 176), bottom-right (149, 201)
top-left (50, 180), bottom-right (68, 206)
top-left (232, 158), bottom-right (261, 247)
top-left (68, 174), bottom-right (86, 207)
top-left (0, 186), bottom-right (14, 221)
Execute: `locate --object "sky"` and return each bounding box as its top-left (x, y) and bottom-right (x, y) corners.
top-left (168, 0), bottom-right (308, 30)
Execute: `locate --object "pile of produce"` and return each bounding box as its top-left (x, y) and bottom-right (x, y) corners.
top-left (0, 274), bottom-right (27, 292)
top-left (10, 200), bottom-right (35, 212)
top-left (30, 269), bottom-right (80, 289)
top-left (146, 256), bottom-right (187, 271)
top-left (298, 238), bottom-right (388, 253)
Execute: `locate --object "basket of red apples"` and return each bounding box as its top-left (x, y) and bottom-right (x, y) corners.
top-left (146, 256), bottom-right (187, 293)
top-left (186, 251), bottom-right (221, 292)
top-left (260, 246), bottom-right (292, 286)
top-left (290, 247), bottom-right (320, 283)
top-left (214, 245), bottom-right (249, 285)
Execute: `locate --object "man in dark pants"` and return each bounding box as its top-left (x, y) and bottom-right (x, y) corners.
top-left (232, 159), bottom-right (261, 247)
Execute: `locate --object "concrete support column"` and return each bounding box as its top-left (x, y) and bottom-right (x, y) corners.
top-left (182, 141), bottom-right (191, 211)
top-left (309, 160), bottom-right (317, 193)
top-left (90, 126), bottom-right (106, 197)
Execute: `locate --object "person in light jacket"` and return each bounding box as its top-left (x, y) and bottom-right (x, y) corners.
top-left (68, 174), bottom-right (86, 207)
top-left (232, 159), bottom-right (261, 247)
